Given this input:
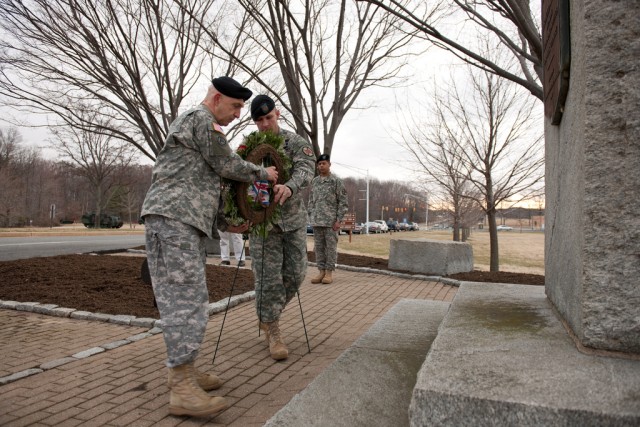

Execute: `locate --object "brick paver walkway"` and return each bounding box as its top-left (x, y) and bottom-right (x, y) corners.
top-left (0, 266), bottom-right (456, 426)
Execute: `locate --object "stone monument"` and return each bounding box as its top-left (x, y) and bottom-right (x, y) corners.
top-left (544, 0), bottom-right (640, 354)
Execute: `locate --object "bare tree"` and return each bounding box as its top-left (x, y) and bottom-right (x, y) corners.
top-left (448, 66), bottom-right (543, 271)
top-left (398, 89), bottom-right (484, 241)
top-left (50, 111), bottom-right (138, 228)
top-left (0, 127), bottom-right (22, 172)
top-left (0, 128), bottom-right (24, 226)
top-left (400, 60), bottom-right (542, 270)
top-left (105, 164), bottom-right (153, 228)
top-left (183, 0), bottom-right (423, 157)
top-left (358, 0), bottom-right (543, 100)
top-left (0, 0), bottom-right (244, 160)
top-left (0, 127), bottom-right (59, 226)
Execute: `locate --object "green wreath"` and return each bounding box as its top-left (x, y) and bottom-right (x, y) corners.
top-left (223, 131), bottom-right (292, 237)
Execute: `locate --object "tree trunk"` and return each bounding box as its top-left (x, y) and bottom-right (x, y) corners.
top-left (487, 210), bottom-right (500, 272)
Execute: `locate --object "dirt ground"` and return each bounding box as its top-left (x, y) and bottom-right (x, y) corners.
top-left (0, 251), bottom-right (544, 319)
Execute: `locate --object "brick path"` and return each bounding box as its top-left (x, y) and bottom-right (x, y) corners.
top-left (0, 266), bottom-right (457, 426)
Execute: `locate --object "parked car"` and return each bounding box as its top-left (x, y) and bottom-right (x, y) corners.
top-left (373, 220), bottom-right (389, 233)
top-left (363, 221), bottom-right (381, 233)
top-left (352, 223), bottom-right (363, 234)
top-left (496, 225), bottom-right (513, 231)
top-left (397, 222), bottom-right (410, 231)
top-left (410, 222), bottom-right (420, 231)
top-left (386, 220), bottom-right (398, 231)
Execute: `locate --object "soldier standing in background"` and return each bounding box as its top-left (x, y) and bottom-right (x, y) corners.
top-left (141, 77), bottom-right (278, 418)
top-left (309, 154), bottom-right (348, 284)
top-left (249, 94), bottom-right (315, 361)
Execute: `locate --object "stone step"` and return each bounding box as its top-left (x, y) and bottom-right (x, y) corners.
top-left (264, 299), bottom-right (451, 427)
top-left (410, 283), bottom-right (640, 426)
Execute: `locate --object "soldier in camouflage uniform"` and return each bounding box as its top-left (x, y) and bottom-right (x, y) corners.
top-left (248, 94), bottom-right (315, 360)
top-left (309, 154), bottom-right (349, 284)
top-left (141, 77), bottom-right (278, 418)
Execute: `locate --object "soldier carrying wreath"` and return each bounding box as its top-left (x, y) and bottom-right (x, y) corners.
top-left (222, 94), bottom-right (315, 361)
top-left (140, 77), bottom-right (278, 418)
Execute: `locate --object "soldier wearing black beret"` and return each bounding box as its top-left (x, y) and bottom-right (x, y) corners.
top-left (140, 78), bottom-right (278, 418)
top-left (310, 152), bottom-right (348, 285)
top-left (247, 94), bottom-right (316, 362)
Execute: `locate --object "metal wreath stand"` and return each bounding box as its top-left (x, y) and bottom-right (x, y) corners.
top-left (212, 143), bottom-right (311, 366)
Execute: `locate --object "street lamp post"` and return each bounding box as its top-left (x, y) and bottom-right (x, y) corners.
top-left (335, 162), bottom-right (369, 234)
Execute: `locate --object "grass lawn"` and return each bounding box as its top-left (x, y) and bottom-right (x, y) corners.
top-left (308, 228), bottom-right (545, 275)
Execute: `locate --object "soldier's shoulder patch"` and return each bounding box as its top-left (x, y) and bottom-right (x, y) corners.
top-left (212, 122), bottom-right (224, 135)
top-left (302, 147), bottom-right (314, 157)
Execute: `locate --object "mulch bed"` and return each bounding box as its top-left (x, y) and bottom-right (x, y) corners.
top-left (0, 251), bottom-right (544, 319)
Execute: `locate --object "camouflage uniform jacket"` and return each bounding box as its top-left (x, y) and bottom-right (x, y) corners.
top-left (274, 128), bottom-right (315, 231)
top-left (309, 173), bottom-right (349, 227)
top-left (141, 105), bottom-right (269, 239)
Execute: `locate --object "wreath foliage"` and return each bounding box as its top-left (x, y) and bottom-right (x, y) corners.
top-left (223, 131), bottom-right (292, 237)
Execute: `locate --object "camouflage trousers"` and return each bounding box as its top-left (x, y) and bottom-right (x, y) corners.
top-left (313, 226), bottom-right (338, 271)
top-left (144, 214), bottom-right (209, 368)
top-left (250, 226), bottom-right (307, 323)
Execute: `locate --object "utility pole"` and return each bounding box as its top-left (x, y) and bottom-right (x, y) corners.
top-left (335, 163), bottom-right (369, 234)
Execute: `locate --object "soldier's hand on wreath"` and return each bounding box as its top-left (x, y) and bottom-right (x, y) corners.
top-left (265, 166), bottom-right (278, 183)
top-left (273, 184), bottom-right (292, 206)
top-left (227, 222), bottom-right (251, 234)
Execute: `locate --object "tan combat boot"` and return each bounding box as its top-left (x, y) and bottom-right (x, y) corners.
top-left (193, 366), bottom-right (223, 391)
top-left (167, 363), bottom-right (228, 417)
top-left (310, 269), bottom-right (325, 284)
top-left (322, 270), bottom-right (333, 284)
top-left (259, 321), bottom-right (289, 360)
top-left (167, 365), bottom-right (222, 391)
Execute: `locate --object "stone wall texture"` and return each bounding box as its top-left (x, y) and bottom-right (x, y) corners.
top-left (545, 0), bottom-right (640, 353)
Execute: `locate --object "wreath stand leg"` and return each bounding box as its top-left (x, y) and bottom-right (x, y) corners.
top-left (211, 235), bottom-right (248, 366)
top-left (277, 215), bottom-right (311, 354)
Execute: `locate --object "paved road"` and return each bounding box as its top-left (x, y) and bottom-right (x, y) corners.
top-left (0, 235), bottom-right (145, 261)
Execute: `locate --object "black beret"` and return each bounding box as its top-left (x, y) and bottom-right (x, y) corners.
top-left (211, 77), bottom-right (252, 101)
top-left (317, 154), bottom-right (330, 163)
top-left (251, 94), bottom-right (276, 120)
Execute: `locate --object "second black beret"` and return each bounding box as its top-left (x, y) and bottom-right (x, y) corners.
top-left (317, 154), bottom-right (330, 163)
top-left (251, 94), bottom-right (276, 120)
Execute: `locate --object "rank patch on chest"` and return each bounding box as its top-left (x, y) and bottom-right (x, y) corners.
top-left (303, 147), bottom-right (314, 157)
